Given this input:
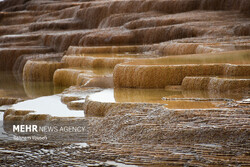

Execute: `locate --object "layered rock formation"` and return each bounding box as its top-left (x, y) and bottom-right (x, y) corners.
top-left (0, 0), bottom-right (250, 166)
top-left (114, 57), bottom-right (250, 89)
top-left (0, 0), bottom-right (250, 74)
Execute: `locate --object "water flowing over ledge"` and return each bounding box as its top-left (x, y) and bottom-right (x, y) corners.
top-left (0, 0), bottom-right (250, 166)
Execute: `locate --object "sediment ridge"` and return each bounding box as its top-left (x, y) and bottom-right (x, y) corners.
top-left (0, 0), bottom-right (250, 72)
top-left (0, 0), bottom-right (250, 166)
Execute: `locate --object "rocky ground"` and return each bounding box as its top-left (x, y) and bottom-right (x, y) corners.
top-left (0, 0), bottom-right (249, 166)
top-left (0, 137), bottom-right (249, 166)
top-left (0, 141), bottom-right (118, 167)
top-left (2, 87), bottom-right (249, 166)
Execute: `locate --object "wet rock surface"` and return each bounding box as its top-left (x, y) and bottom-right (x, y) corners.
top-left (0, 0), bottom-right (250, 90)
top-left (0, 99), bottom-right (249, 166)
top-left (1, 85), bottom-right (249, 166)
top-left (0, 0), bottom-right (250, 166)
top-left (0, 0), bottom-right (250, 72)
top-left (0, 141), bottom-right (117, 167)
top-left (0, 140), bottom-right (249, 166)
top-left (113, 55), bottom-right (250, 89)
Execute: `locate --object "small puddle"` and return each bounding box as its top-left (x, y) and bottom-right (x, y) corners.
top-left (10, 95), bottom-right (84, 117)
top-left (105, 161), bottom-right (138, 167)
top-left (0, 71), bottom-right (83, 120)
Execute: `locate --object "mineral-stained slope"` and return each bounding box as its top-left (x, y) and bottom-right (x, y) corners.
top-left (0, 0), bottom-right (250, 166)
top-left (0, 0), bottom-right (250, 73)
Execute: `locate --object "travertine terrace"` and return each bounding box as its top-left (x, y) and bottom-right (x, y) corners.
top-left (0, 0), bottom-right (250, 166)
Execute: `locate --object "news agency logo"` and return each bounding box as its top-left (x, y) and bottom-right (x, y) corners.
top-left (13, 124), bottom-right (87, 133)
top-left (5, 119), bottom-right (89, 142)
top-left (13, 125), bottom-right (38, 132)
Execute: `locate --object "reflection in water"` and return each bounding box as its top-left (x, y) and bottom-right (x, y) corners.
top-left (89, 89), bottom-right (116, 103)
top-left (0, 71), bottom-right (76, 118)
top-left (0, 71), bottom-right (27, 99)
top-left (23, 81), bottom-right (66, 98)
top-left (23, 81), bottom-right (54, 98)
top-left (10, 95), bottom-right (84, 117)
top-left (0, 71), bottom-right (65, 99)
top-left (114, 88), bottom-right (245, 101)
top-left (114, 88), bottom-right (183, 103)
top-left (88, 88), bottom-right (247, 109)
